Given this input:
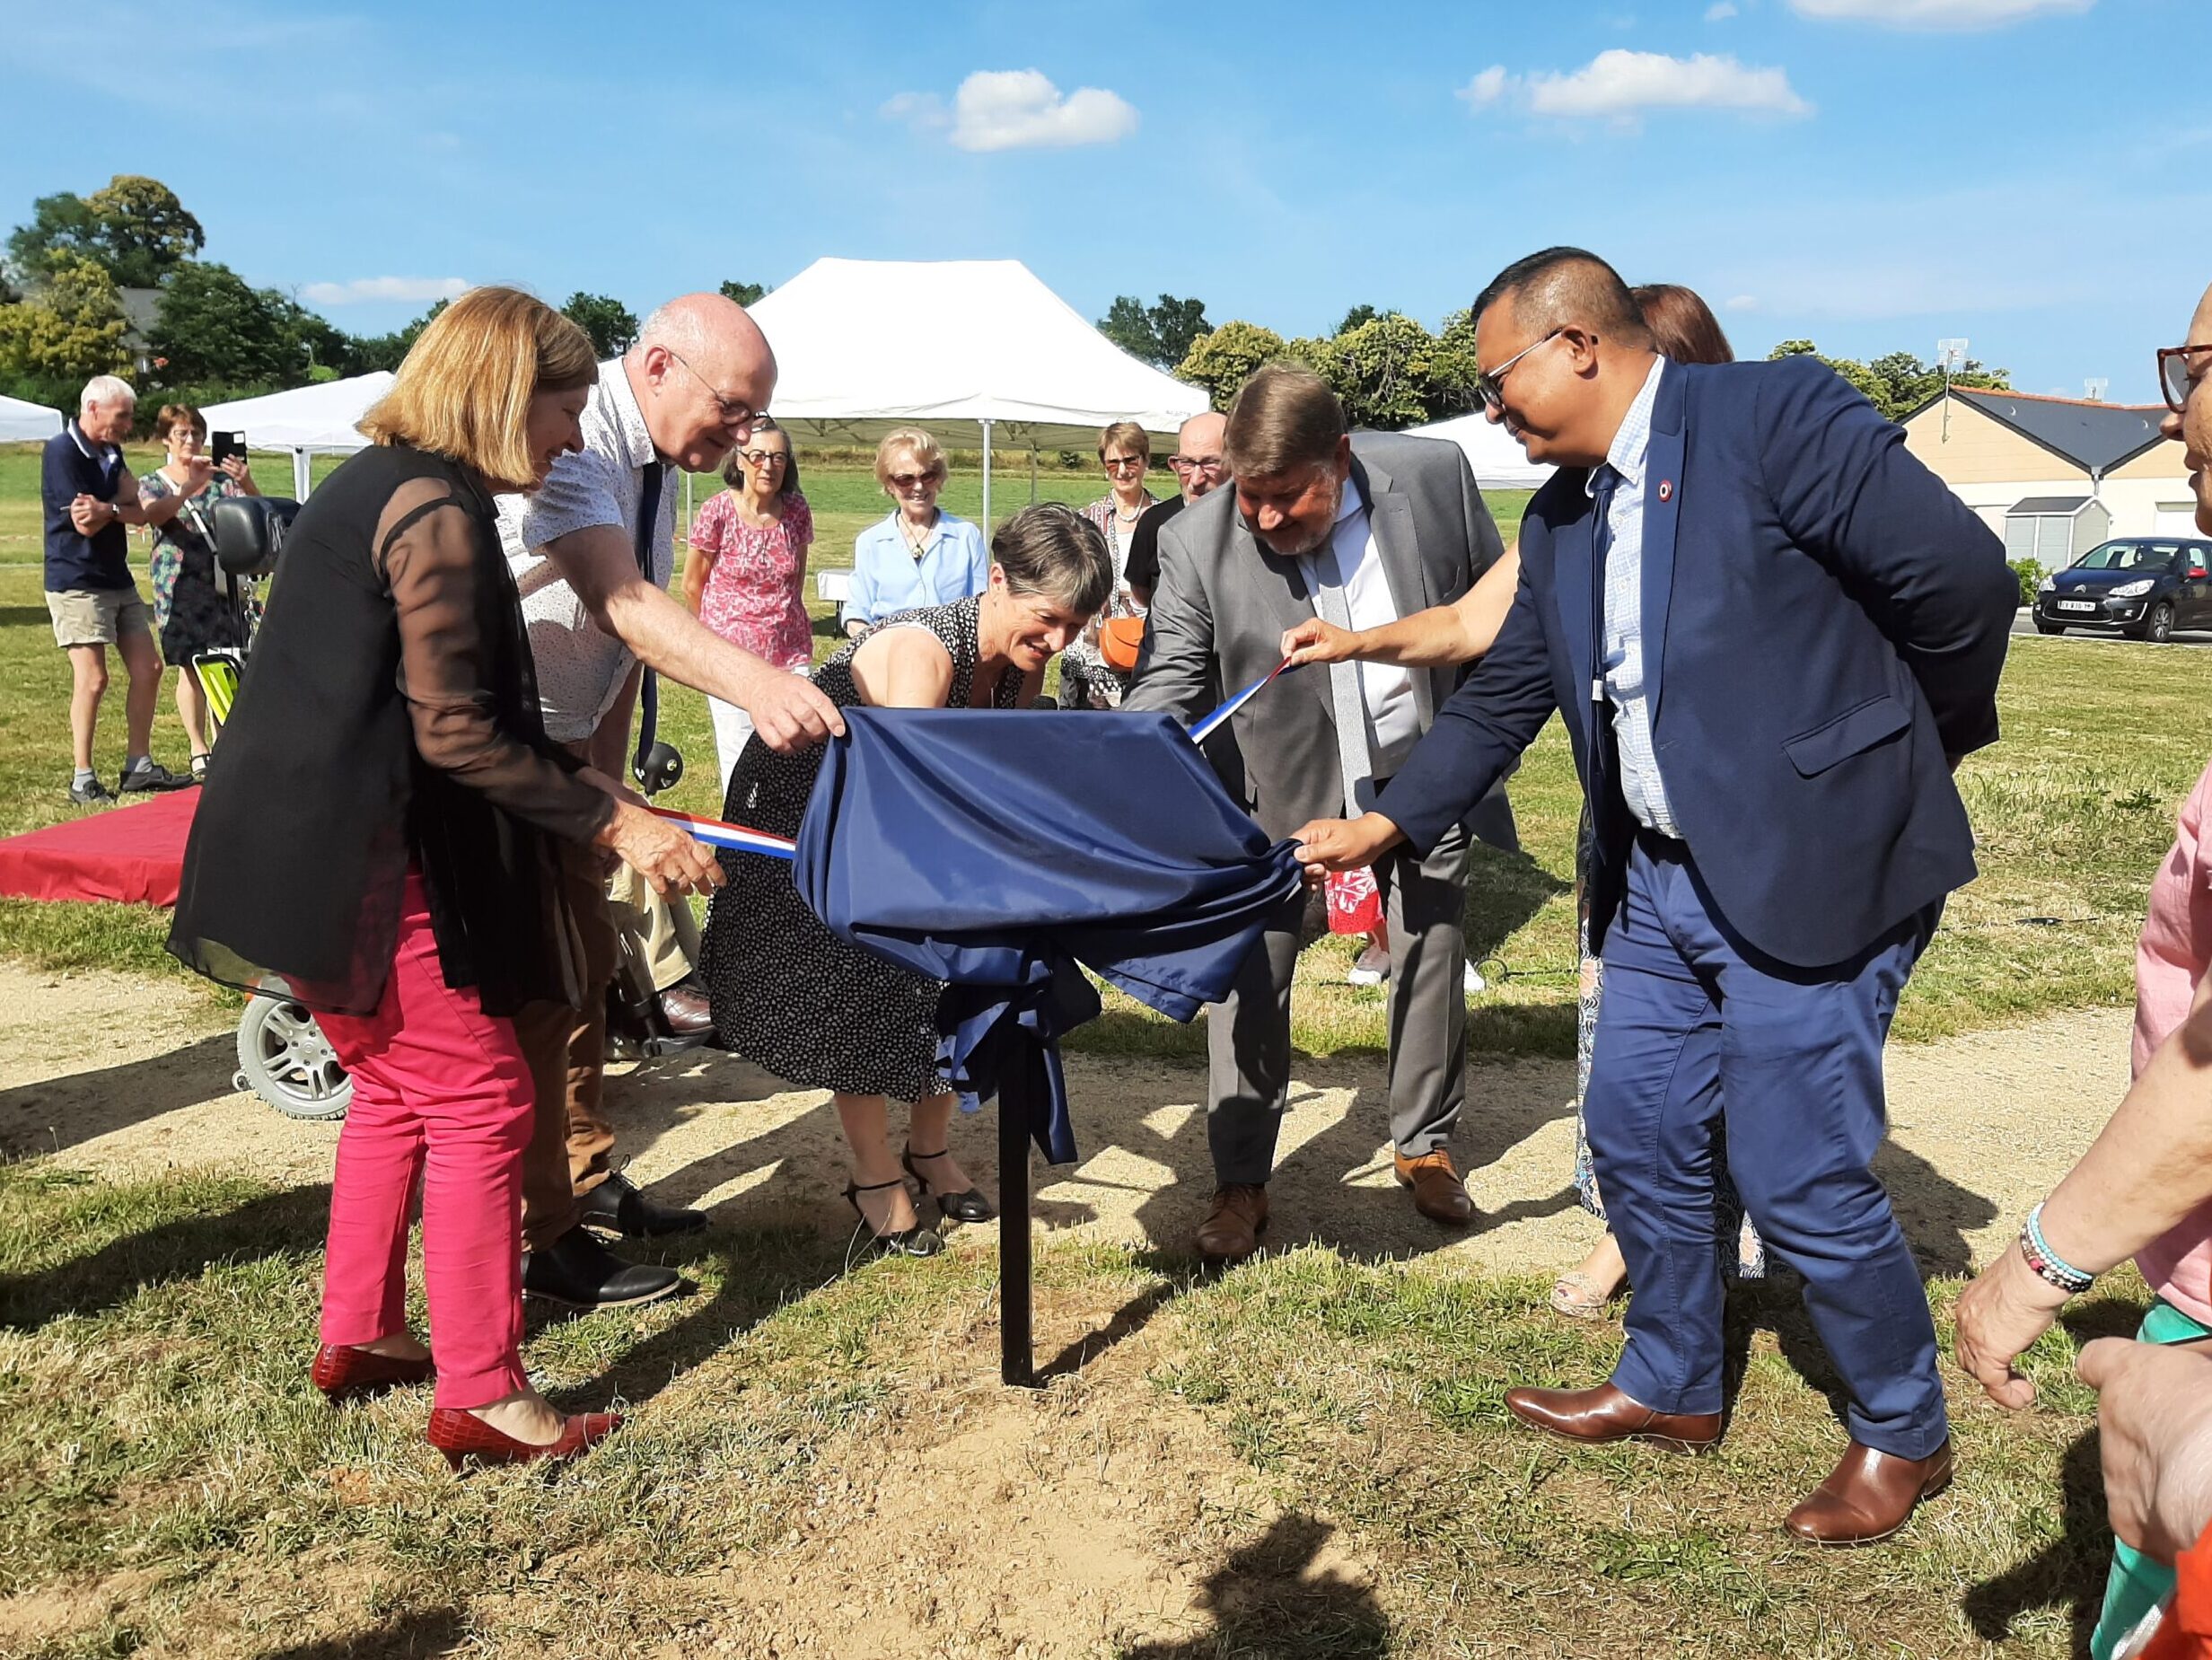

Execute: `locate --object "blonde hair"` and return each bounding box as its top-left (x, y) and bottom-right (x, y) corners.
top-left (1096, 419), bottom-right (1150, 464)
top-left (1224, 363), bottom-right (1345, 479)
top-left (359, 287), bottom-right (598, 490)
top-left (873, 426), bottom-right (946, 491)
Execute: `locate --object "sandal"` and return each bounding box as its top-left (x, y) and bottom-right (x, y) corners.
top-left (902, 1145), bottom-right (996, 1225)
top-left (1549, 1269), bottom-right (1615, 1320)
top-left (843, 1176), bottom-right (944, 1259)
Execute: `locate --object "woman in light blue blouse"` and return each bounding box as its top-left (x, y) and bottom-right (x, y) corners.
top-left (841, 427), bottom-right (990, 638)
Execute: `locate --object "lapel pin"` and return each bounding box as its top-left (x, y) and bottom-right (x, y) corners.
top-left (1657, 479), bottom-right (1674, 503)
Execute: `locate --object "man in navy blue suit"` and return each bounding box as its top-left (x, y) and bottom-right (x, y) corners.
top-left (1294, 249), bottom-right (2017, 1545)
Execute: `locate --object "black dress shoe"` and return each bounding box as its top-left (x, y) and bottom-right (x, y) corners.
top-left (902, 1145), bottom-right (996, 1225)
top-left (522, 1226), bottom-right (683, 1308)
top-left (656, 980), bottom-right (715, 1037)
top-left (578, 1170), bottom-right (707, 1238)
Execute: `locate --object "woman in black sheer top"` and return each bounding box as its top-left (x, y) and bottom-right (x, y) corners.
top-left (168, 288), bottom-right (719, 1470)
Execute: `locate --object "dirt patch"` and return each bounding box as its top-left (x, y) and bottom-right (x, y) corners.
top-left (5, 961), bottom-right (2127, 1282)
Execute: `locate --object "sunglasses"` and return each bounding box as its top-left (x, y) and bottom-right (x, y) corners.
top-left (1103, 456), bottom-right (1147, 472)
top-left (888, 470), bottom-right (943, 490)
top-left (2159, 344), bottom-right (2212, 414)
top-left (1475, 329), bottom-right (1566, 416)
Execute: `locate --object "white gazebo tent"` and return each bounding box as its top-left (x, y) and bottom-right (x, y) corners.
top-left (1405, 408), bottom-right (1558, 493)
top-left (748, 258), bottom-right (1211, 524)
top-left (0, 393), bottom-right (63, 443)
top-left (201, 371), bottom-right (391, 497)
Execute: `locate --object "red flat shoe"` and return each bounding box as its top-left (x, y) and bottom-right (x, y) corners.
top-left (312, 1342), bottom-right (434, 1403)
top-left (425, 1407), bottom-right (624, 1471)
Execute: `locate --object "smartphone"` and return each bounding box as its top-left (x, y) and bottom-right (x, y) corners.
top-left (209, 430), bottom-right (245, 466)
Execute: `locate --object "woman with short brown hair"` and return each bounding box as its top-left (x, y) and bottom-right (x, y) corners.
top-left (170, 285), bottom-right (719, 1469)
top-left (1064, 418), bottom-right (1158, 707)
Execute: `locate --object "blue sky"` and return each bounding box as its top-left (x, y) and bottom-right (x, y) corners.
top-left (5, 0), bottom-right (2204, 400)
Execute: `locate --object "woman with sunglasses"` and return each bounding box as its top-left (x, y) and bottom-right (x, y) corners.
top-left (1063, 420), bottom-right (1160, 709)
top-left (685, 417), bottom-right (815, 788)
top-left (1953, 280), bottom-right (2212, 1660)
top-left (840, 428), bottom-right (989, 640)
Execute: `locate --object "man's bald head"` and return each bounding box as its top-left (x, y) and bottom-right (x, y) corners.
top-left (629, 291), bottom-right (779, 472)
top-left (1174, 410), bottom-right (1230, 502)
top-left (1472, 248), bottom-right (1652, 349)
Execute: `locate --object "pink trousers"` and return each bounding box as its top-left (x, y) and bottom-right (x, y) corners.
top-left (316, 872), bottom-right (534, 1409)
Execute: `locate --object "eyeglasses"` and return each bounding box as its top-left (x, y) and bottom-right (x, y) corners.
top-left (888, 470), bottom-right (942, 490)
top-left (1103, 456), bottom-right (1146, 472)
top-left (738, 448), bottom-right (789, 467)
top-left (661, 347), bottom-right (760, 435)
top-left (1168, 454), bottom-right (1224, 476)
top-left (2159, 344), bottom-right (2212, 414)
top-left (1475, 329), bottom-right (1566, 416)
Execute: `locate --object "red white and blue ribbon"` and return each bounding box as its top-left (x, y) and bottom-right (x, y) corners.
top-left (652, 805), bottom-right (796, 860)
top-left (1190, 656), bottom-right (1298, 745)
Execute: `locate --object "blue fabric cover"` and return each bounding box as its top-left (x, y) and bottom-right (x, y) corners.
top-left (793, 707), bottom-right (1305, 1163)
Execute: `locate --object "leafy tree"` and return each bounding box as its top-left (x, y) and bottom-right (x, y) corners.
top-left (1099, 294), bottom-right (1213, 370)
top-left (1427, 308), bottom-right (1484, 419)
top-left (1174, 321), bottom-right (1289, 409)
top-left (1337, 303), bottom-right (1381, 336)
top-left (718, 279), bottom-right (767, 306)
top-left (0, 254), bottom-right (132, 384)
top-left (148, 262), bottom-right (309, 389)
top-left (1326, 312), bottom-right (1436, 430)
top-left (1767, 338), bottom-right (2009, 421)
top-left (6, 177), bottom-right (203, 289)
top-left (561, 292), bottom-right (638, 356)
top-left (349, 300), bottom-right (449, 373)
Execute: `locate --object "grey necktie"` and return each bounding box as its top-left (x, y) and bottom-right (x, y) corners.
top-left (1308, 537), bottom-right (1376, 814)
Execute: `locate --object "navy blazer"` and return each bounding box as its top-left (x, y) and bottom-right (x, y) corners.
top-left (1378, 356), bottom-right (2018, 970)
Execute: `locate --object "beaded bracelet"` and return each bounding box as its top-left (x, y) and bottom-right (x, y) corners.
top-left (2019, 1202), bottom-right (2095, 1296)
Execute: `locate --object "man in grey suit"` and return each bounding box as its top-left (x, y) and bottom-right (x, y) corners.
top-left (1126, 364), bottom-right (1511, 1260)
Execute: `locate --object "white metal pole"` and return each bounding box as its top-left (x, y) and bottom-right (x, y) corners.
top-left (292, 447), bottom-right (311, 499)
top-left (980, 420), bottom-right (993, 529)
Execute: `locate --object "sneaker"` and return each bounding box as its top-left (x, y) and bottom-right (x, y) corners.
top-left (118, 759), bottom-right (189, 793)
top-left (1464, 962), bottom-right (1486, 996)
top-left (1347, 944), bottom-right (1390, 988)
top-left (67, 776), bottom-right (113, 805)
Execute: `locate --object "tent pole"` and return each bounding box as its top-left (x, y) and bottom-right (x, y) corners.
top-left (1029, 444), bottom-right (1038, 505)
top-left (980, 420), bottom-right (993, 530)
top-left (292, 448), bottom-right (311, 500)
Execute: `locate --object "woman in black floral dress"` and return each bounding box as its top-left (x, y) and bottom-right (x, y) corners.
top-left (701, 504), bottom-right (1111, 1256)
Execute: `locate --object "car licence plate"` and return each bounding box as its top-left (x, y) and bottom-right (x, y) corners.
top-left (2057, 601), bottom-right (2097, 612)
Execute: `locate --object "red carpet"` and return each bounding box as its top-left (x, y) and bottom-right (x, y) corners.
top-left (0, 789), bottom-right (198, 909)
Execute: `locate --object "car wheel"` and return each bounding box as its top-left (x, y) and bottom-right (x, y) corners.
top-left (2034, 619), bottom-right (2065, 635)
top-left (2139, 602), bottom-right (2177, 644)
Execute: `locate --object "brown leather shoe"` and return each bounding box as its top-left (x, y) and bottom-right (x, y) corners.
top-left (1504, 1383), bottom-right (1722, 1454)
top-left (1194, 1183), bottom-right (1268, 1261)
top-left (1394, 1147), bottom-right (1474, 1225)
top-left (657, 981), bottom-right (715, 1037)
top-left (1784, 1440), bottom-right (1953, 1546)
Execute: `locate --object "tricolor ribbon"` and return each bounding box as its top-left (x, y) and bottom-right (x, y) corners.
top-left (656, 661), bottom-right (1302, 858)
top-left (651, 805), bottom-right (796, 860)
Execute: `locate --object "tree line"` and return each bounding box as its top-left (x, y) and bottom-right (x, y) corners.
top-left (0, 176), bottom-right (767, 420)
top-left (1102, 293), bottom-right (2012, 427)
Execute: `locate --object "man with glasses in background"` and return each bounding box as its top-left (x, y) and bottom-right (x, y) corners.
top-left (1123, 410), bottom-right (1229, 613)
top-left (496, 291), bottom-right (844, 1309)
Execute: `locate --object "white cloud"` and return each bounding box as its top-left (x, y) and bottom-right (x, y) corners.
top-left (299, 277), bottom-right (470, 306)
top-left (1706, 2), bottom-right (1740, 17)
top-left (885, 69), bottom-right (1137, 154)
top-left (1726, 294), bottom-right (1760, 312)
top-left (1463, 50), bottom-right (1811, 122)
top-left (1456, 66), bottom-right (1511, 108)
top-left (1788, 0), bottom-right (2092, 28)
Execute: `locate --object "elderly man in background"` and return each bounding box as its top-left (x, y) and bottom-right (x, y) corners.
top-left (498, 291), bottom-right (844, 1310)
top-left (40, 375), bottom-right (189, 803)
top-left (1126, 364), bottom-right (1509, 1260)
top-left (1122, 410), bottom-right (1229, 612)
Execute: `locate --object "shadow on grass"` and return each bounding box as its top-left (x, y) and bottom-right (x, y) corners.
top-left (0, 1179), bottom-right (330, 1329)
top-left (1119, 1513), bottom-right (1389, 1660)
top-left (252, 1606), bottom-right (464, 1659)
top-left (1038, 1254), bottom-right (1190, 1382)
top-left (1962, 1426), bottom-right (2111, 1655)
top-left (0, 1030), bottom-right (240, 1159)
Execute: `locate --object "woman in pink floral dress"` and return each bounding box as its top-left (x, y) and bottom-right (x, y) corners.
top-left (683, 419), bottom-right (815, 787)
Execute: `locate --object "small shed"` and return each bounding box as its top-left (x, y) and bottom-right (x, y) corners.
top-left (2004, 495), bottom-right (2111, 569)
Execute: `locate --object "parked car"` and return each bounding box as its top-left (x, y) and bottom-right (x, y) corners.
top-left (2034, 537), bottom-right (2212, 641)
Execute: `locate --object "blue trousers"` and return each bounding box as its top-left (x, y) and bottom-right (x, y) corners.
top-left (1588, 835), bottom-right (1947, 1459)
